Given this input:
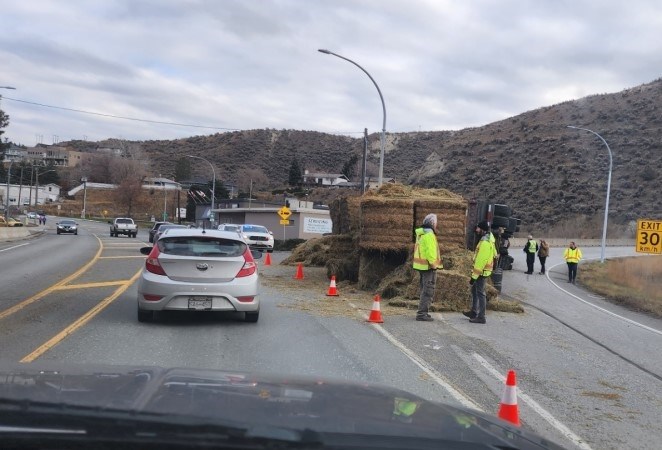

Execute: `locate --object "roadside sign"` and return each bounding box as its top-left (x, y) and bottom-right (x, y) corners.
top-left (280, 219), bottom-right (290, 225)
top-left (636, 219), bottom-right (662, 254)
top-left (278, 206), bottom-right (291, 220)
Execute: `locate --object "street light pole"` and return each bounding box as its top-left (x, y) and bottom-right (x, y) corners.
top-left (187, 155), bottom-right (216, 224)
top-left (4, 161), bottom-right (12, 218)
top-left (318, 49), bottom-right (387, 187)
top-left (81, 177), bottom-right (88, 218)
top-left (567, 126), bottom-right (613, 263)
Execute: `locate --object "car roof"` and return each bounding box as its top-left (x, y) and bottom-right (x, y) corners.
top-left (158, 228), bottom-right (245, 240)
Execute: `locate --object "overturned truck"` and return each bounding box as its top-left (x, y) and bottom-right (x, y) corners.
top-left (285, 184), bottom-right (521, 313)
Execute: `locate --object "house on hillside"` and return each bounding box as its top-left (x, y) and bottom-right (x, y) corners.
top-left (302, 171), bottom-right (349, 187)
top-left (142, 177), bottom-right (181, 191)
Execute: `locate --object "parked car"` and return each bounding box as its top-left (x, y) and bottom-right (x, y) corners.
top-left (0, 215), bottom-right (24, 227)
top-left (238, 224), bottom-right (274, 253)
top-left (56, 219), bottom-right (79, 235)
top-left (217, 223), bottom-right (241, 233)
top-left (137, 228), bottom-right (263, 323)
top-left (148, 221), bottom-right (171, 243)
top-left (26, 212), bottom-right (37, 219)
top-left (152, 223), bottom-right (188, 241)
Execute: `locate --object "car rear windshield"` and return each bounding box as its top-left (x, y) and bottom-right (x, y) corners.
top-left (157, 237), bottom-right (247, 257)
top-left (242, 225), bottom-right (269, 233)
top-left (116, 218), bottom-right (133, 224)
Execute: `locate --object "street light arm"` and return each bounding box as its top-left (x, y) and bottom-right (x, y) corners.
top-left (318, 49), bottom-right (386, 131)
top-left (318, 49), bottom-right (387, 187)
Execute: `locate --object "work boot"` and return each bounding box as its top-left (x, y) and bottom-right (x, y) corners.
top-left (462, 310), bottom-right (476, 319)
top-left (416, 315), bottom-right (434, 322)
top-left (469, 317), bottom-right (486, 324)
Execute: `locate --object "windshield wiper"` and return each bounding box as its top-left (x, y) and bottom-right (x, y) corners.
top-left (0, 398), bottom-right (322, 448)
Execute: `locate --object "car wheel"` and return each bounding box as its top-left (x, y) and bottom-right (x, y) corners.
top-left (57, 231), bottom-right (61, 235)
top-left (244, 310), bottom-right (259, 323)
top-left (74, 231), bottom-right (78, 235)
top-left (133, 233), bottom-right (137, 238)
top-left (138, 307), bottom-right (154, 323)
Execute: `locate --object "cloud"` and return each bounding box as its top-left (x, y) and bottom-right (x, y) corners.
top-left (1, 0), bottom-right (661, 145)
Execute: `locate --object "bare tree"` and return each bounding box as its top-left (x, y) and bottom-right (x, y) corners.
top-left (236, 167), bottom-right (269, 194)
top-left (110, 155), bottom-right (147, 217)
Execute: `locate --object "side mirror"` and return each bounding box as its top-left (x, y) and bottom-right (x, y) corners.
top-left (140, 246), bottom-right (153, 255)
top-left (269, 231), bottom-right (273, 235)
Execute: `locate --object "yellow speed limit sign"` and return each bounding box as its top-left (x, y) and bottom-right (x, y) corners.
top-left (636, 219), bottom-right (662, 254)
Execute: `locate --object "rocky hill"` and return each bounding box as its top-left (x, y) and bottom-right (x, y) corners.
top-left (64, 77), bottom-right (662, 235)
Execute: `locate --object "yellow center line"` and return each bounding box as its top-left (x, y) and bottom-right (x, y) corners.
top-left (54, 280), bottom-right (131, 290)
top-left (20, 268), bottom-right (143, 363)
top-left (0, 236), bottom-right (104, 321)
top-left (99, 255), bottom-right (147, 259)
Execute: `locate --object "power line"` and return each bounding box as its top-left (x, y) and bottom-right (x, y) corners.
top-left (3, 96), bottom-right (240, 131)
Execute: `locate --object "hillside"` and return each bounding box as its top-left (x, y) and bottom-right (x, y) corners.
top-left (63, 77), bottom-right (662, 235)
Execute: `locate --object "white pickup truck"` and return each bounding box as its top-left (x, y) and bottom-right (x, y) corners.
top-left (110, 217), bottom-right (138, 238)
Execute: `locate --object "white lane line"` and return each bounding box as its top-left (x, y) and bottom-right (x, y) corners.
top-left (0, 243), bottom-right (30, 253)
top-left (473, 353), bottom-right (593, 450)
top-left (547, 260), bottom-right (662, 336)
top-left (347, 302), bottom-right (482, 411)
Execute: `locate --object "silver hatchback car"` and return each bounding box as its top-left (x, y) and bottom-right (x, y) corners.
top-left (137, 229), bottom-right (262, 323)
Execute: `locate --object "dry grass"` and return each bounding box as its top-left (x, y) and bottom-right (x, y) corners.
top-left (581, 256), bottom-right (662, 317)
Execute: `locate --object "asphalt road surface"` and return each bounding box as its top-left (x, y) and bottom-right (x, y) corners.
top-left (0, 218), bottom-right (660, 449)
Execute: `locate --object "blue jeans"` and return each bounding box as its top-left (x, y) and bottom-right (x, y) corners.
top-left (471, 276), bottom-right (487, 319)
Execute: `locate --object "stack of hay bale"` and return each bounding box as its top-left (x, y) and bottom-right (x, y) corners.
top-left (284, 183), bottom-right (508, 312)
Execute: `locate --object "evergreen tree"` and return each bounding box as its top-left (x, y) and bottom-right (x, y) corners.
top-left (288, 159), bottom-right (302, 186)
top-left (174, 157), bottom-right (192, 182)
top-left (341, 154), bottom-right (359, 180)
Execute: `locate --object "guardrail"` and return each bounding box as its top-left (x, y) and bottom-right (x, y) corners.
top-left (509, 238), bottom-right (635, 248)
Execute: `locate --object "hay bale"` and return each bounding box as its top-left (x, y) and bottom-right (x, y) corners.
top-left (360, 197), bottom-right (414, 251)
top-left (414, 198), bottom-right (468, 250)
top-left (330, 195), bottom-right (362, 235)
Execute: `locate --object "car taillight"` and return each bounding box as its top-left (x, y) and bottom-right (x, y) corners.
top-left (236, 248), bottom-right (257, 278)
top-left (145, 245), bottom-right (167, 276)
top-left (236, 296), bottom-right (255, 303)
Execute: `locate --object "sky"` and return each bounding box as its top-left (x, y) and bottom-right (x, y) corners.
top-left (1, 0), bottom-right (661, 147)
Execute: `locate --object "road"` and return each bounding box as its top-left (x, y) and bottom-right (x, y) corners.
top-left (0, 218), bottom-right (660, 449)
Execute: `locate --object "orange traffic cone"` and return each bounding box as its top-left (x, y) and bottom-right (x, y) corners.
top-left (326, 275), bottom-right (339, 296)
top-left (293, 263), bottom-right (304, 280)
top-left (498, 370), bottom-right (521, 426)
top-left (264, 252), bottom-right (272, 266)
top-left (367, 294), bottom-right (384, 323)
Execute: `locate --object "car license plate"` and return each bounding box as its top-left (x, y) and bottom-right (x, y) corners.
top-left (188, 297), bottom-right (212, 310)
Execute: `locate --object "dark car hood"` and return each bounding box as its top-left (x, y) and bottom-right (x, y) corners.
top-left (0, 362), bottom-right (565, 449)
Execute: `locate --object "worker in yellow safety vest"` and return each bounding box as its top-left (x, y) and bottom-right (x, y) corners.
top-left (563, 241), bottom-right (583, 284)
top-left (523, 234), bottom-right (538, 274)
top-left (412, 213), bottom-right (442, 322)
top-left (463, 221), bottom-right (496, 324)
